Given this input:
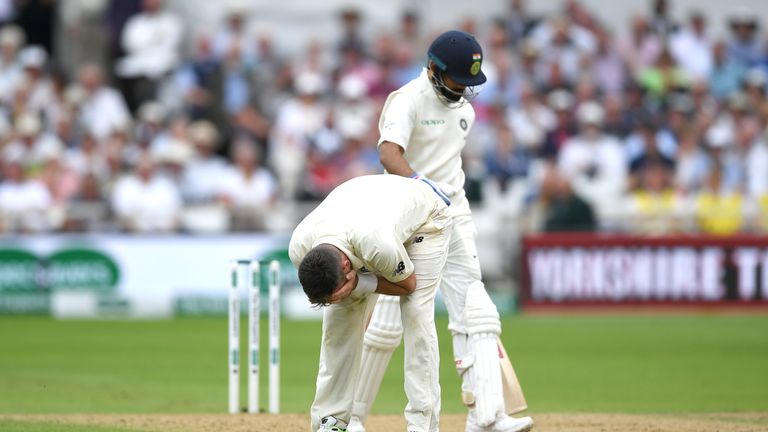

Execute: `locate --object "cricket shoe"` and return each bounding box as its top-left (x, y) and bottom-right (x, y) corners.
top-left (346, 415), bottom-right (366, 432)
top-left (317, 416), bottom-right (348, 432)
top-left (466, 411), bottom-right (534, 432)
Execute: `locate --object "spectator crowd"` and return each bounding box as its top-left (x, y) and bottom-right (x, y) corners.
top-left (2, 0), bottom-right (768, 236)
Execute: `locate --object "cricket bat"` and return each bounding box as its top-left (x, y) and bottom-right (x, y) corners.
top-left (498, 339), bottom-right (528, 415)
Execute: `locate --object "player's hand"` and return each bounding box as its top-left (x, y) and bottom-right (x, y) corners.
top-left (329, 269), bottom-right (357, 304)
top-left (411, 173), bottom-right (451, 206)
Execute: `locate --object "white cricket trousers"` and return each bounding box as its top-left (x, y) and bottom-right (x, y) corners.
top-left (440, 211), bottom-right (483, 336)
top-left (310, 227), bottom-right (451, 432)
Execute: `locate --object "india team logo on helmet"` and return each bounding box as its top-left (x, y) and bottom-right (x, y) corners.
top-left (470, 53), bottom-right (482, 76)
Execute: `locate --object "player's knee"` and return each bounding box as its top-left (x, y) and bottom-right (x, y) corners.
top-left (364, 323), bottom-right (402, 350)
top-left (464, 281), bottom-right (500, 335)
top-left (364, 299), bottom-right (403, 350)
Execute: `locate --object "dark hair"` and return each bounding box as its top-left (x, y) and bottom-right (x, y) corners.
top-left (298, 244), bottom-right (344, 306)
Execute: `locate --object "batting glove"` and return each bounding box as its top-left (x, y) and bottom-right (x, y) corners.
top-left (411, 173), bottom-right (451, 206)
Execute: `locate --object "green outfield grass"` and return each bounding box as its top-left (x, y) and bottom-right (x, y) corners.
top-left (0, 315), bottom-right (766, 415)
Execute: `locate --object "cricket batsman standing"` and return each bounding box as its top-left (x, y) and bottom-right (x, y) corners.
top-left (290, 175), bottom-right (454, 432)
top-left (348, 31), bottom-right (534, 432)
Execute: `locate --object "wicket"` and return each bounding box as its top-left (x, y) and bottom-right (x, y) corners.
top-left (229, 259), bottom-right (280, 414)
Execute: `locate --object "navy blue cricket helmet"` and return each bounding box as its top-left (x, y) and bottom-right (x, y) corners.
top-left (427, 30), bottom-right (487, 87)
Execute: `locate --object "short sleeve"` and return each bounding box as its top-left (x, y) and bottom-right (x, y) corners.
top-left (378, 92), bottom-right (416, 151)
top-left (356, 231), bottom-right (414, 283)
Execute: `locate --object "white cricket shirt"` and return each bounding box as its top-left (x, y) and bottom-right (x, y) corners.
top-left (289, 175), bottom-right (450, 282)
top-left (378, 69), bottom-right (476, 215)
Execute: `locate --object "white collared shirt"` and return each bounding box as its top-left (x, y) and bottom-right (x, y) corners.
top-left (289, 175), bottom-right (449, 282)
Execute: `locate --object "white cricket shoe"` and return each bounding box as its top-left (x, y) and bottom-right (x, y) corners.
top-left (317, 416), bottom-right (348, 432)
top-left (347, 415), bottom-right (366, 432)
top-left (466, 410), bottom-right (534, 432)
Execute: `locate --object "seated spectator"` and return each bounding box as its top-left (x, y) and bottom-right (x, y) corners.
top-left (304, 115), bottom-right (343, 200)
top-left (505, 0), bottom-right (540, 46)
top-left (172, 33), bottom-right (223, 122)
top-left (735, 116), bottom-right (768, 198)
top-left (742, 68), bottom-right (768, 115)
top-left (602, 95), bottom-right (631, 138)
top-left (331, 120), bottom-right (379, 183)
top-left (14, 46), bottom-right (58, 123)
top-left (616, 15), bottom-right (661, 76)
top-left (334, 75), bottom-right (375, 145)
top-left (709, 40), bottom-right (746, 100)
top-left (540, 89), bottom-right (576, 159)
top-left (77, 63), bottom-right (131, 141)
top-left (218, 137), bottom-right (277, 231)
top-left (589, 27), bottom-right (626, 96)
top-left (725, 7), bottom-right (764, 67)
top-left (669, 11), bottom-right (713, 80)
top-left (222, 43), bottom-right (270, 143)
top-left (111, 154), bottom-right (182, 233)
top-left (706, 91), bottom-right (749, 166)
top-left (211, 2), bottom-right (258, 65)
top-left (180, 120), bottom-right (229, 204)
top-left (625, 115), bottom-right (677, 188)
top-left (506, 82), bottom-right (555, 151)
top-left (3, 111), bottom-right (63, 172)
top-left (637, 48), bottom-right (689, 98)
top-left (269, 72), bottom-right (327, 199)
top-left (557, 101), bottom-right (627, 216)
top-left (37, 146), bottom-right (80, 230)
top-left (65, 131), bottom-right (109, 182)
top-left (484, 122), bottom-right (532, 192)
top-left (526, 166), bottom-right (596, 232)
top-left (674, 125), bottom-right (710, 194)
top-left (703, 125), bottom-right (746, 196)
top-left (694, 163), bottom-right (746, 235)
top-left (529, 15), bottom-right (596, 85)
top-left (648, 0), bottom-right (678, 38)
top-left (622, 161), bottom-right (683, 235)
top-left (0, 149), bottom-right (52, 232)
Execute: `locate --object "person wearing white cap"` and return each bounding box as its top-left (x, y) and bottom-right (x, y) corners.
top-left (110, 153), bottom-right (182, 233)
top-left (557, 101), bottom-right (626, 222)
top-left (217, 136), bottom-right (277, 230)
top-left (3, 111), bottom-right (64, 170)
top-left (16, 45), bottom-right (58, 119)
top-left (0, 146), bottom-right (52, 233)
top-left (180, 120), bottom-right (229, 204)
top-left (269, 71), bottom-right (328, 199)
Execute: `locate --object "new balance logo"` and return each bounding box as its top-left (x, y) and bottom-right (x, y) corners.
top-left (413, 236), bottom-right (424, 244)
top-left (395, 261), bottom-right (405, 275)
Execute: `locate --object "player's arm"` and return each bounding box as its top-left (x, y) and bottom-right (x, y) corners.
top-left (329, 269), bottom-right (416, 304)
top-left (379, 141), bottom-right (415, 177)
top-left (374, 273), bottom-right (416, 295)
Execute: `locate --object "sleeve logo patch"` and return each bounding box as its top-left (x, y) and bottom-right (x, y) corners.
top-left (395, 261), bottom-right (406, 275)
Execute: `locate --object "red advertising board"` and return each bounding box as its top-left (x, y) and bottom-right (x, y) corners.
top-left (521, 234), bottom-right (768, 307)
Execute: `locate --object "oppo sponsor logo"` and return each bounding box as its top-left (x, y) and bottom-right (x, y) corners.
top-left (420, 119), bottom-right (445, 126)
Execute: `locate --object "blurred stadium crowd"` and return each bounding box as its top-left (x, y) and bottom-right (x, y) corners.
top-left (2, 0), bottom-right (768, 235)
